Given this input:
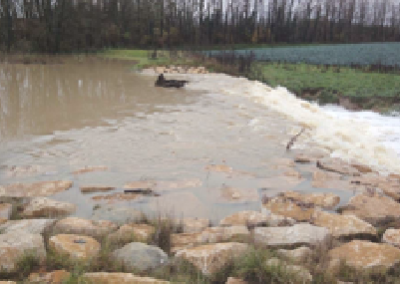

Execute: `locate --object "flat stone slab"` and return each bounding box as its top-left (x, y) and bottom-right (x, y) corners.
top-left (254, 223), bottom-right (330, 248)
top-left (340, 193), bottom-right (400, 226)
top-left (22, 197), bottom-right (76, 218)
top-left (329, 240), bottom-right (400, 271)
top-left (282, 191), bottom-right (340, 209)
top-left (54, 217), bottom-right (117, 238)
top-left (0, 203), bottom-right (12, 219)
top-left (312, 210), bottom-right (377, 239)
top-left (0, 231), bottom-right (46, 272)
top-left (175, 242), bottom-right (249, 275)
top-left (111, 242), bottom-right (168, 272)
top-left (0, 219), bottom-right (56, 235)
top-left (312, 170), bottom-right (352, 190)
top-left (49, 234), bottom-right (101, 261)
top-left (91, 205), bottom-right (143, 224)
top-left (83, 273), bottom-right (170, 283)
top-left (72, 166), bottom-right (108, 175)
top-left (0, 180), bottom-right (72, 197)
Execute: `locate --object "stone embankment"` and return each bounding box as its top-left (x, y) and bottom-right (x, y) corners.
top-left (1, 153), bottom-right (400, 283)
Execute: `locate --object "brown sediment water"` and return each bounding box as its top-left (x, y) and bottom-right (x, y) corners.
top-left (1, 58), bottom-right (394, 222)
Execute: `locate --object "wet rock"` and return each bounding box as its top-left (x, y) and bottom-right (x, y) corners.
top-left (0, 203), bottom-right (12, 219)
top-left (317, 158), bottom-right (360, 176)
top-left (219, 211), bottom-right (268, 227)
top-left (294, 154), bottom-right (314, 164)
top-left (0, 231), bottom-right (46, 272)
top-left (262, 195), bottom-right (315, 222)
top-left (312, 170), bottom-right (351, 190)
top-left (226, 277), bottom-right (248, 284)
top-left (21, 197), bottom-right (76, 218)
top-left (72, 166), bottom-right (108, 175)
top-left (350, 174), bottom-right (400, 201)
top-left (311, 210), bottom-right (377, 239)
top-left (108, 224), bottom-right (155, 244)
top-left (54, 217), bottom-right (117, 238)
top-left (218, 186), bottom-right (259, 203)
top-left (80, 186), bottom-right (115, 193)
top-left (265, 258), bottom-right (312, 282)
top-left (29, 270), bottom-right (71, 283)
top-left (351, 163), bottom-right (373, 174)
top-left (111, 242), bottom-right (168, 272)
top-left (328, 240), bottom-right (400, 271)
top-left (277, 246), bottom-right (312, 263)
top-left (281, 191), bottom-right (340, 209)
top-left (92, 192), bottom-right (143, 203)
top-left (382, 229), bottom-right (400, 247)
top-left (49, 234), bottom-right (101, 261)
top-left (91, 205), bottom-right (143, 224)
top-left (340, 193), bottom-right (400, 226)
top-left (181, 218), bottom-right (210, 233)
top-left (0, 180), bottom-right (72, 197)
top-left (176, 242), bottom-right (249, 275)
top-left (0, 219), bottom-right (56, 234)
top-left (83, 272), bottom-right (170, 284)
top-left (254, 223), bottom-right (330, 248)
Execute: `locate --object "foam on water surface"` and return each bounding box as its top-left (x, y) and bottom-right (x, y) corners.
top-left (182, 73), bottom-right (400, 175)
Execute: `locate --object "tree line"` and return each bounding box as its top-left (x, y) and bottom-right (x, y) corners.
top-left (1, 0), bottom-right (400, 53)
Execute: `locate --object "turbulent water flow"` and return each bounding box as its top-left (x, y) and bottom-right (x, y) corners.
top-left (179, 73), bottom-right (400, 175)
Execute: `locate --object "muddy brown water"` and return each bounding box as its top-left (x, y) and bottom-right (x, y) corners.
top-left (0, 58), bottom-right (353, 223)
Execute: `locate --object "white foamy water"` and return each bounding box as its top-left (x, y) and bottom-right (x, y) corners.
top-left (174, 72), bottom-right (400, 175)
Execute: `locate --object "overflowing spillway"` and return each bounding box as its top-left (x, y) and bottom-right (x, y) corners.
top-left (181, 73), bottom-right (400, 175)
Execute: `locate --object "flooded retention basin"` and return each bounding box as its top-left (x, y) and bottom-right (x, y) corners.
top-left (0, 58), bottom-right (399, 223)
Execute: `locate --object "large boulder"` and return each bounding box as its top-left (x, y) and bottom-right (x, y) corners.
top-left (263, 195), bottom-right (315, 222)
top-left (329, 240), bottom-right (400, 272)
top-left (83, 273), bottom-right (170, 284)
top-left (54, 217), bottom-right (117, 238)
top-left (21, 197), bottom-right (76, 218)
top-left (254, 223), bottom-right (330, 248)
top-left (0, 231), bottom-right (46, 272)
top-left (0, 219), bottom-right (56, 235)
top-left (175, 242), bottom-right (249, 275)
top-left (111, 242), bottom-right (168, 272)
top-left (281, 191), bottom-right (340, 209)
top-left (0, 203), bottom-right (12, 219)
top-left (0, 181), bottom-right (72, 197)
top-left (311, 210), bottom-right (377, 239)
top-left (382, 229), bottom-right (400, 248)
top-left (340, 193), bottom-right (400, 226)
top-left (49, 234), bottom-right (101, 261)
top-left (91, 205), bottom-right (143, 224)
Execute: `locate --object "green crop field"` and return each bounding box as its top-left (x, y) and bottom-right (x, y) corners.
top-left (230, 43), bottom-right (400, 66)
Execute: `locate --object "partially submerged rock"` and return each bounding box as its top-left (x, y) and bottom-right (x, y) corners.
top-left (54, 217), bottom-right (118, 238)
top-left (72, 166), bottom-right (108, 175)
top-left (218, 186), bottom-right (259, 203)
top-left (21, 197), bottom-right (76, 218)
top-left (339, 193), bottom-right (400, 226)
top-left (254, 223), bottom-right (330, 248)
top-left (0, 231), bottom-right (46, 272)
top-left (80, 186), bottom-right (115, 193)
top-left (49, 234), bottom-right (101, 261)
top-left (311, 210), bottom-right (377, 239)
top-left (175, 242), bottom-right (249, 275)
top-left (329, 240), bottom-right (400, 272)
top-left (0, 203), bottom-right (12, 219)
top-left (0, 180), bottom-right (72, 197)
top-left (263, 195), bottom-right (315, 222)
top-left (220, 211), bottom-right (268, 227)
top-left (312, 170), bottom-right (350, 190)
top-left (317, 158), bottom-right (360, 176)
top-left (111, 242), bottom-right (168, 272)
top-left (91, 205), bottom-right (143, 224)
top-left (0, 219), bottom-right (56, 235)
top-left (281, 191), bottom-right (340, 209)
top-left (92, 192), bottom-right (143, 202)
top-left (83, 272), bottom-right (170, 284)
